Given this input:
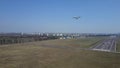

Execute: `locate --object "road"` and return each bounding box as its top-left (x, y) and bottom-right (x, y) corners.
top-left (90, 38), bottom-right (116, 52)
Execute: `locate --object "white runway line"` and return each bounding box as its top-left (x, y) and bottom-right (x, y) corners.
top-left (115, 41), bottom-right (116, 52)
top-left (92, 49), bottom-right (110, 52)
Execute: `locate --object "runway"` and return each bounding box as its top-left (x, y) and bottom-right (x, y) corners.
top-left (91, 38), bottom-right (116, 52)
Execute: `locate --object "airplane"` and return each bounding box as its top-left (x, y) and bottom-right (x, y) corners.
top-left (73, 16), bottom-right (80, 20)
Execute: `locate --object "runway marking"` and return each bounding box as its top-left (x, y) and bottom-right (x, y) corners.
top-left (90, 38), bottom-right (116, 52)
top-left (115, 41), bottom-right (117, 52)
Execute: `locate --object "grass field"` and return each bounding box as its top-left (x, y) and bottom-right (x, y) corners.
top-left (29, 37), bottom-right (105, 48)
top-left (0, 37), bottom-right (120, 68)
top-left (116, 38), bottom-right (120, 52)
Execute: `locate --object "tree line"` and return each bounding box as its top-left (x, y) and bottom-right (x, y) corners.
top-left (0, 35), bottom-right (58, 45)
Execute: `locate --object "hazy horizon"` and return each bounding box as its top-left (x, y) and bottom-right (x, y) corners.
top-left (0, 0), bottom-right (120, 33)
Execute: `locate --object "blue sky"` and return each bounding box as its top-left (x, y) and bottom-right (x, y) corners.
top-left (0, 0), bottom-right (120, 33)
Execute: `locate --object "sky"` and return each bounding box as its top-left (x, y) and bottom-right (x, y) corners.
top-left (0, 0), bottom-right (120, 33)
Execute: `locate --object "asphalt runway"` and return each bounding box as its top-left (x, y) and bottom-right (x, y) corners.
top-left (91, 38), bottom-right (116, 52)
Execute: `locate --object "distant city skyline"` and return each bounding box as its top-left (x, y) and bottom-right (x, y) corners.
top-left (0, 0), bottom-right (120, 33)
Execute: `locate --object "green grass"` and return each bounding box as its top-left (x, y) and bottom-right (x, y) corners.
top-left (0, 37), bottom-right (120, 68)
top-left (29, 37), bottom-right (105, 48)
